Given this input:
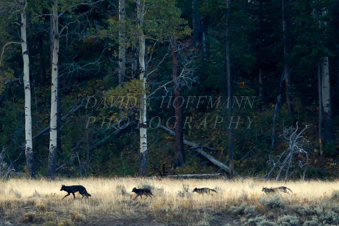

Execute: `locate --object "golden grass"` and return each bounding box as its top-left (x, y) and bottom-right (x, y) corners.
top-left (0, 177), bottom-right (339, 225)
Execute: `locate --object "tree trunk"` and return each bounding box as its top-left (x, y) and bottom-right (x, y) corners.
top-left (225, 0), bottom-right (234, 179)
top-left (318, 63), bottom-right (323, 155)
top-left (270, 71), bottom-right (285, 152)
top-left (47, 0), bottom-right (59, 179)
top-left (20, 0), bottom-right (35, 179)
top-left (171, 38), bottom-right (185, 168)
top-left (282, 0), bottom-right (292, 114)
top-left (119, 0), bottom-right (126, 86)
top-left (258, 0), bottom-right (263, 100)
top-left (192, 0), bottom-right (202, 46)
top-left (131, 1), bottom-right (138, 79)
top-left (137, 0), bottom-right (147, 177)
top-left (321, 56), bottom-right (335, 144)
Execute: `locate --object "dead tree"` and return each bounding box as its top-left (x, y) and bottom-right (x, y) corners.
top-left (266, 122), bottom-right (310, 182)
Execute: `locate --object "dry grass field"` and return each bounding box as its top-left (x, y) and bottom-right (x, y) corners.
top-left (1, 177), bottom-right (339, 225)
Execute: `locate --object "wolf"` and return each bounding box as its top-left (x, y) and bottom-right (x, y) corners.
top-left (132, 187), bottom-right (153, 200)
top-left (262, 187), bottom-right (276, 194)
top-left (276, 186), bottom-right (293, 194)
top-left (193, 187), bottom-right (217, 195)
top-left (60, 185), bottom-right (91, 199)
top-left (262, 186), bottom-right (293, 195)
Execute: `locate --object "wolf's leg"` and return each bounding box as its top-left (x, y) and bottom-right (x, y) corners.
top-left (134, 195), bottom-right (139, 200)
top-left (62, 193), bottom-right (70, 199)
top-left (72, 193), bottom-right (76, 199)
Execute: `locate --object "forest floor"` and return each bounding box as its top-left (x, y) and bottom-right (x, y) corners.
top-left (0, 177), bottom-right (339, 225)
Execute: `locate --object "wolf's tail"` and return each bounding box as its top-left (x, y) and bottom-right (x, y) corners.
top-left (211, 189), bottom-right (217, 193)
top-left (287, 188), bottom-right (293, 193)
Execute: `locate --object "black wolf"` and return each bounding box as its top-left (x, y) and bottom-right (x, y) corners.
top-left (60, 185), bottom-right (91, 199)
top-left (193, 187), bottom-right (217, 195)
top-left (132, 187), bottom-right (153, 200)
top-left (262, 186), bottom-right (293, 195)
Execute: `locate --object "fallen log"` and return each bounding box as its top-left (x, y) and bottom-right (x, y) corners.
top-left (166, 173), bottom-right (221, 179)
top-left (157, 125), bottom-right (243, 179)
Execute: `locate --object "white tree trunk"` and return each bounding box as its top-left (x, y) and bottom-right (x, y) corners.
top-left (47, 0), bottom-right (59, 179)
top-left (119, 0), bottom-right (126, 86)
top-left (20, 0), bottom-right (35, 178)
top-left (137, 0), bottom-right (147, 176)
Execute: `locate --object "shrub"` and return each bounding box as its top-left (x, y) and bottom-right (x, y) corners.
top-left (9, 188), bottom-right (21, 198)
top-left (277, 215), bottom-right (299, 226)
top-left (182, 184), bottom-right (189, 193)
top-left (257, 220), bottom-right (276, 226)
top-left (239, 192), bottom-right (248, 201)
top-left (245, 216), bottom-right (275, 226)
top-left (36, 204), bottom-right (46, 212)
top-left (303, 205), bottom-right (317, 215)
top-left (58, 219), bottom-right (74, 226)
top-left (230, 204), bottom-right (246, 215)
top-left (259, 195), bottom-right (284, 209)
top-left (331, 190), bottom-right (339, 200)
top-left (244, 205), bottom-right (257, 218)
top-left (69, 211), bottom-right (83, 222)
top-left (177, 184), bottom-right (192, 198)
top-left (116, 185), bottom-right (129, 196)
top-left (289, 204), bottom-right (304, 216)
top-left (319, 210), bottom-right (339, 224)
top-left (45, 212), bottom-right (55, 221)
top-left (266, 211), bottom-right (274, 220)
top-left (33, 190), bottom-right (41, 198)
top-left (197, 220), bottom-right (210, 225)
top-left (303, 216), bottom-right (318, 226)
top-left (42, 221), bottom-right (57, 226)
top-left (21, 212), bottom-right (35, 223)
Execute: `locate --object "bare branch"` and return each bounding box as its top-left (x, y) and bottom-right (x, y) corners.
top-left (147, 58), bottom-right (195, 98)
top-left (267, 121), bottom-right (310, 182)
top-left (59, 9), bottom-right (93, 36)
top-left (0, 42), bottom-right (21, 68)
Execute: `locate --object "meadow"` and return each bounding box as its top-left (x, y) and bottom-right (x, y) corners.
top-left (1, 177), bottom-right (339, 225)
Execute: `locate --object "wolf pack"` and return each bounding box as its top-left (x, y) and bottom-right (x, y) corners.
top-left (60, 184), bottom-right (293, 200)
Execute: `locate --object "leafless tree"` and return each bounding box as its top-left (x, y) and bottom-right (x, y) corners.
top-left (266, 122), bottom-right (310, 182)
